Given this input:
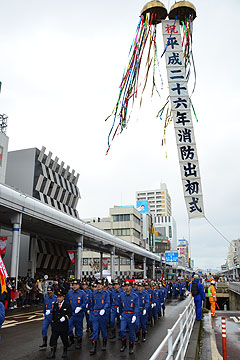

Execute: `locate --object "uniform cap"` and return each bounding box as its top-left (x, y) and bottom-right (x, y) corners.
top-left (57, 289), bottom-right (65, 296)
top-left (113, 280), bottom-right (120, 285)
top-left (125, 281), bottom-right (131, 286)
top-left (72, 280), bottom-right (80, 285)
top-left (97, 280), bottom-right (103, 285)
top-left (47, 286), bottom-right (53, 292)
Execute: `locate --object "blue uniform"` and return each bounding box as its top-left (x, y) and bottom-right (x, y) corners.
top-left (84, 288), bottom-right (92, 330)
top-left (110, 288), bottom-right (122, 329)
top-left (136, 290), bottom-right (149, 332)
top-left (119, 291), bottom-right (139, 342)
top-left (189, 279), bottom-right (205, 321)
top-left (158, 287), bottom-right (166, 315)
top-left (0, 301), bottom-right (5, 328)
top-left (66, 289), bottom-right (87, 338)
top-left (147, 288), bottom-right (156, 321)
top-left (42, 294), bottom-right (57, 337)
top-left (90, 289), bottom-right (110, 341)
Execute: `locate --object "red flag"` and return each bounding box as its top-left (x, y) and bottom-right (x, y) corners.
top-left (0, 255), bottom-right (8, 293)
top-left (0, 237), bottom-right (7, 255)
top-left (67, 250), bottom-right (75, 263)
top-left (102, 258), bottom-right (108, 269)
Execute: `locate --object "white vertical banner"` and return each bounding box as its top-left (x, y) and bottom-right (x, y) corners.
top-left (162, 20), bottom-right (204, 219)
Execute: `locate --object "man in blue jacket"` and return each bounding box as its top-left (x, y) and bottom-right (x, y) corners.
top-left (65, 280), bottom-right (87, 349)
top-left (190, 275), bottom-right (205, 321)
top-left (89, 279), bottom-right (110, 355)
top-left (39, 286), bottom-right (57, 348)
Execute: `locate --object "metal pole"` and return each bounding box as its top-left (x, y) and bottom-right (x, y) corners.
top-left (110, 247), bottom-right (115, 280)
top-left (143, 257), bottom-right (147, 279)
top-left (118, 256), bottom-right (121, 277)
top-left (180, 314), bottom-right (184, 360)
top-left (153, 260), bottom-right (156, 280)
top-left (10, 213), bottom-right (22, 284)
top-left (76, 235), bottom-right (83, 280)
top-left (168, 329), bottom-right (173, 359)
top-left (30, 234), bottom-right (37, 278)
top-left (130, 253), bottom-right (134, 278)
top-left (221, 317), bottom-right (227, 360)
top-left (100, 252), bottom-right (103, 279)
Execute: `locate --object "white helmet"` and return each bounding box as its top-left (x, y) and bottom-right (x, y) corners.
top-left (211, 280), bottom-right (215, 285)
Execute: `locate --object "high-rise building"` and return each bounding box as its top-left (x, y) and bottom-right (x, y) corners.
top-left (136, 183), bottom-right (172, 217)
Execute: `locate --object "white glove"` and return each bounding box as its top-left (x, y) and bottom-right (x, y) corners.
top-left (151, 303), bottom-right (154, 308)
top-left (87, 310), bottom-right (90, 315)
top-left (60, 316), bottom-right (65, 322)
top-left (143, 309), bottom-right (146, 315)
top-left (153, 303), bottom-right (156, 307)
top-left (99, 309), bottom-right (105, 316)
top-left (131, 315), bottom-right (136, 324)
top-left (45, 310), bottom-right (51, 315)
top-left (75, 307), bottom-right (82, 314)
top-left (117, 307), bottom-right (119, 313)
top-left (86, 303), bottom-right (88, 309)
top-left (120, 315), bottom-right (122, 320)
top-left (161, 303), bottom-right (164, 306)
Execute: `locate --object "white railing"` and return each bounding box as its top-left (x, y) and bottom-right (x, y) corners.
top-left (149, 298), bottom-right (196, 360)
top-left (229, 282), bottom-right (240, 294)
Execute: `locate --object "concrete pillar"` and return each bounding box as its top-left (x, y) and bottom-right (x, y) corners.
top-left (10, 213), bottom-right (22, 282)
top-left (143, 257), bottom-right (147, 279)
top-left (100, 252), bottom-right (103, 279)
top-left (29, 235), bottom-right (37, 278)
top-left (110, 247), bottom-right (115, 280)
top-left (118, 256), bottom-right (121, 277)
top-left (152, 260), bottom-right (156, 280)
top-left (130, 253), bottom-right (134, 278)
top-left (76, 235), bottom-right (83, 280)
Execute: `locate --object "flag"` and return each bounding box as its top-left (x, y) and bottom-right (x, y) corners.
top-left (67, 250), bottom-right (75, 264)
top-left (0, 255), bottom-right (8, 293)
top-left (102, 258), bottom-right (108, 269)
top-left (0, 237), bottom-right (7, 255)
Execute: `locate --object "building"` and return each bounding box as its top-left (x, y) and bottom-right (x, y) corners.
top-left (5, 146), bottom-right (80, 218)
top-left (136, 183), bottom-right (172, 217)
top-left (227, 239), bottom-right (240, 278)
top-left (1, 146), bottom-right (81, 277)
top-left (82, 205), bottom-right (146, 276)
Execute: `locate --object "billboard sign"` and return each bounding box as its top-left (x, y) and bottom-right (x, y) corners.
top-left (136, 200), bottom-right (149, 214)
top-left (165, 251), bottom-right (178, 263)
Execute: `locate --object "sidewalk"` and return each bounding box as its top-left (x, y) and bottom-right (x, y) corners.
top-left (6, 304), bottom-right (42, 316)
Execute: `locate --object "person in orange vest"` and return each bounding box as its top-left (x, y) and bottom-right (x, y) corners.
top-left (208, 280), bottom-right (217, 317)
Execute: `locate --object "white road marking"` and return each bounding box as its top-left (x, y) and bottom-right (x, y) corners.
top-left (230, 316), bottom-right (240, 323)
top-left (2, 317), bottom-right (43, 329)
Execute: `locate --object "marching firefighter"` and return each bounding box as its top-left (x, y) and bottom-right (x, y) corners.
top-left (89, 279), bottom-right (110, 355)
top-left (119, 281), bottom-right (139, 355)
top-left (65, 280), bottom-right (87, 349)
top-left (39, 286), bottom-right (57, 348)
top-left (135, 282), bottom-right (149, 343)
top-left (110, 280), bottom-right (122, 339)
top-left (47, 289), bottom-right (72, 359)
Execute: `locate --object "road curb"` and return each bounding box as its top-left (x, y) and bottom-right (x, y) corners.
top-left (185, 319), bottom-right (201, 360)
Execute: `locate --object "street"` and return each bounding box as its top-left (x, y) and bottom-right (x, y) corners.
top-left (0, 297), bottom-right (190, 360)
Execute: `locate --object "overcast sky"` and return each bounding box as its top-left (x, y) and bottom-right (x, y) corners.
top-left (1, 0), bottom-right (239, 270)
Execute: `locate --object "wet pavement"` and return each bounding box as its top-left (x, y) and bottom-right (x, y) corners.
top-left (0, 297), bottom-right (191, 360)
top-left (213, 311), bottom-right (240, 359)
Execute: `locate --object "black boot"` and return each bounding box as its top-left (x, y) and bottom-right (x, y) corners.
top-left (62, 347), bottom-right (67, 358)
top-left (89, 341), bottom-right (97, 355)
top-left (129, 341), bottom-right (134, 355)
top-left (163, 308), bottom-right (165, 316)
top-left (120, 339), bottom-right (127, 352)
top-left (75, 337), bottom-right (82, 349)
top-left (39, 336), bottom-right (47, 348)
top-left (110, 328), bottom-right (116, 339)
top-left (101, 338), bottom-right (107, 351)
top-left (47, 347), bottom-right (56, 359)
top-left (158, 311), bottom-right (162, 319)
top-left (142, 331), bottom-right (146, 342)
top-left (135, 331), bottom-right (140, 343)
top-left (68, 335), bottom-right (74, 347)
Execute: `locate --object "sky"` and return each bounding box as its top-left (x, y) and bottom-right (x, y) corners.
top-left (0, 0), bottom-right (239, 270)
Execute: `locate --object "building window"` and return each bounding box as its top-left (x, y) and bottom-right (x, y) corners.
top-left (133, 229), bottom-right (140, 239)
top-left (113, 228), bottom-right (130, 236)
top-left (113, 214), bottom-right (130, 222)
top-left (133, 215), bottom-right (140, 225)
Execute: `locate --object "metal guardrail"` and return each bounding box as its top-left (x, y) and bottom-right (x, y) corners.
top-left (149, 297), bottom-right (196, 360)
top-left (229, 282), bottom-right (240, 294)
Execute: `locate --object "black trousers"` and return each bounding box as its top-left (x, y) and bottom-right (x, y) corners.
top-left (50, 329), bottom-right (69, 348)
